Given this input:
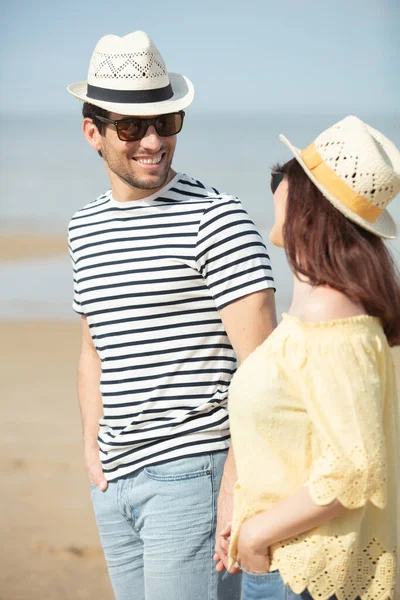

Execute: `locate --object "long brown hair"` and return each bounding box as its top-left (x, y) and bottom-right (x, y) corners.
top-left (274, 158), bottom-right (400, 346)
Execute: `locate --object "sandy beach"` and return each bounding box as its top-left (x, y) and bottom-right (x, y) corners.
top-left (0, 319), bottom-right (114, 600)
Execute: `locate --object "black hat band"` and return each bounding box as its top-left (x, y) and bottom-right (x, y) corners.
top-left (87, 83), bottom-right (174, 104)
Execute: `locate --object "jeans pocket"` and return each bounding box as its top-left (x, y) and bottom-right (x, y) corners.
top-left (143, 454), bottom-right (212, 481)
top-left (241, 570), bottom-right (284, 600)
top-left (242, 569), bottom-right (280, 580)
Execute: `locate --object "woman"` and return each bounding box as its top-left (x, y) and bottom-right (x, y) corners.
top-left (227, 116), bottom-right (400, 599)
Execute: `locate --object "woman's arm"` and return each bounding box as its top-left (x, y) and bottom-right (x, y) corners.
top-left (235, 487), bottom-right (346, 573)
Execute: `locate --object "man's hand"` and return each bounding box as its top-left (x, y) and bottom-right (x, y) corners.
top-left (213, 449), bottom-right (241, 574)
top-left (214, 488), bottom-right (233, 572)
top-left (214, 522), bottom-right (242, 574)
top-left (85, 447), bottom-right (108, 491)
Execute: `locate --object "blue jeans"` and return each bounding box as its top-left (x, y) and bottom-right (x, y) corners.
top-left (242, 570), bottom-right (359, 600)
top-left (91, 450), bottom-right (241, 600)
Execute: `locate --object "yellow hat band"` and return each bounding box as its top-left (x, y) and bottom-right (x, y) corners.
top-left (300, 143), bottom-right (383, 223)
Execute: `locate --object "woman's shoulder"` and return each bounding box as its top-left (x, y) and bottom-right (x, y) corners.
top-left (296, 287), bottom-right (366, 323)
top-left (284, 287), bottom-right (383, 345)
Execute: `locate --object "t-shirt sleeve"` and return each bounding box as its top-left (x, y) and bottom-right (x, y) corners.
top-left (298, 328), bottom-right (388, 510)
top-left (68, 229), bottom-right (85, 316)
top-left (195, 197), bottom-right (275, 310)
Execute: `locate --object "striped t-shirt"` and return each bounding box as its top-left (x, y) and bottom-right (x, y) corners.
top-left (68, 172), bottom-right (274, 480)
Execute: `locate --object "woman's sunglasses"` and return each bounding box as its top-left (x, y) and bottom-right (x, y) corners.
top-left (270, 172), bottom-right (285, 194)
top-left (94, 111), bottom-right (185, 142)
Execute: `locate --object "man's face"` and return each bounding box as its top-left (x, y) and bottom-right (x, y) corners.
top-left (98, 112), bottom-right (177, 191)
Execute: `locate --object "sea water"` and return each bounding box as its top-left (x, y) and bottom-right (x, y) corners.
top-left (1, 112), bottom-right (399, 320)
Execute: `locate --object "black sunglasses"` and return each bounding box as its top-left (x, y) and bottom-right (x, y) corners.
top-left (270, 172), bottom-right (285, 194)
top-left (95, 111), bottom-right (185, 142)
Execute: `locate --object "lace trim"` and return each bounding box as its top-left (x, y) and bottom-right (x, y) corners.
top-left (270, 537), bottom-right (396, 600)
top-left (306, 443), bottom-right (387, 509)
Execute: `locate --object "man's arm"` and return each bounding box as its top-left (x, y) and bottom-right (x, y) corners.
top-left (78, 316), bottom-right (108, 491)
top-left (214, 288), bottom-right (277, 571)
top-left (219, 288), bottom-right (277, 364)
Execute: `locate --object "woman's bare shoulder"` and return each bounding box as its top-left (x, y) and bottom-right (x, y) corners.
top-left (299, 287), bottom-right (366, 323)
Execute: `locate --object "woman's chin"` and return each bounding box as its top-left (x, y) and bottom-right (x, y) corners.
top-left (269, 228), bottom-right (284, 248)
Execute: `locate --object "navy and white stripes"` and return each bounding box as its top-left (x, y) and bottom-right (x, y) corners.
top-left (68, 173), bottom-right (274, 480)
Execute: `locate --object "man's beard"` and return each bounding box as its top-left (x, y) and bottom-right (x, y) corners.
top-left (104, 148), bottom-right (173, 190)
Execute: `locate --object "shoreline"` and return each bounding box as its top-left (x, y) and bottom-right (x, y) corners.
top-left (0, 234), bottom-right (68, 261)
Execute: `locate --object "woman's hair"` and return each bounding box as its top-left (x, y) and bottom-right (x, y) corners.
top-left (273, 158), bottom-right (400, 346)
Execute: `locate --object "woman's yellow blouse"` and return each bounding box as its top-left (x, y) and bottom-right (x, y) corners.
top-left (228, 315), bottom-right (398, 600)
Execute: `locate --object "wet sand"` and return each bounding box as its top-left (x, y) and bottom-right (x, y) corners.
top-left (0, 234), bottom-right (68, 261)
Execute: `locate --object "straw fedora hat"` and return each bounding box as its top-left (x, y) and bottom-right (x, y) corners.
top-left (280, 115), bottom-right (400, 239)
top-left (67, 31), bottom-right (194, 116)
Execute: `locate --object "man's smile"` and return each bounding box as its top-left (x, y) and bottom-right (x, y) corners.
top-left (132, 152), bottom-right (166, 168)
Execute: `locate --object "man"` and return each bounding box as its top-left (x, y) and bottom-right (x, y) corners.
top-left (67, 30), bottom-right (277, 600)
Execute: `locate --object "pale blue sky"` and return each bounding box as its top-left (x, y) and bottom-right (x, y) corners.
top-left (1, 0), bottom-right (399, 115)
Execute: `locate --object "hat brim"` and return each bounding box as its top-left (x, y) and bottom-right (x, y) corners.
top-left (67, 72), bottom-right (194, 116)
top-left (279, 134), bottom-right (398, 240)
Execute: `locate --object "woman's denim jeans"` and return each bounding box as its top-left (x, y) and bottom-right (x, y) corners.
top-left (91, 450), bottom-right (241, 600)
top-left (241, 569), bottom-right (358, 600)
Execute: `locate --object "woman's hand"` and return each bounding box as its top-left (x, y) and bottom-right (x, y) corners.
top-left (236, 513), bottom-right (270, 574)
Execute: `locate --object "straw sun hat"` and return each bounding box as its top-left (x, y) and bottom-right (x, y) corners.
top-left (280, 115), bottom-right (400, 239)
top-left (67, 31), bottom-right (194, 116)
